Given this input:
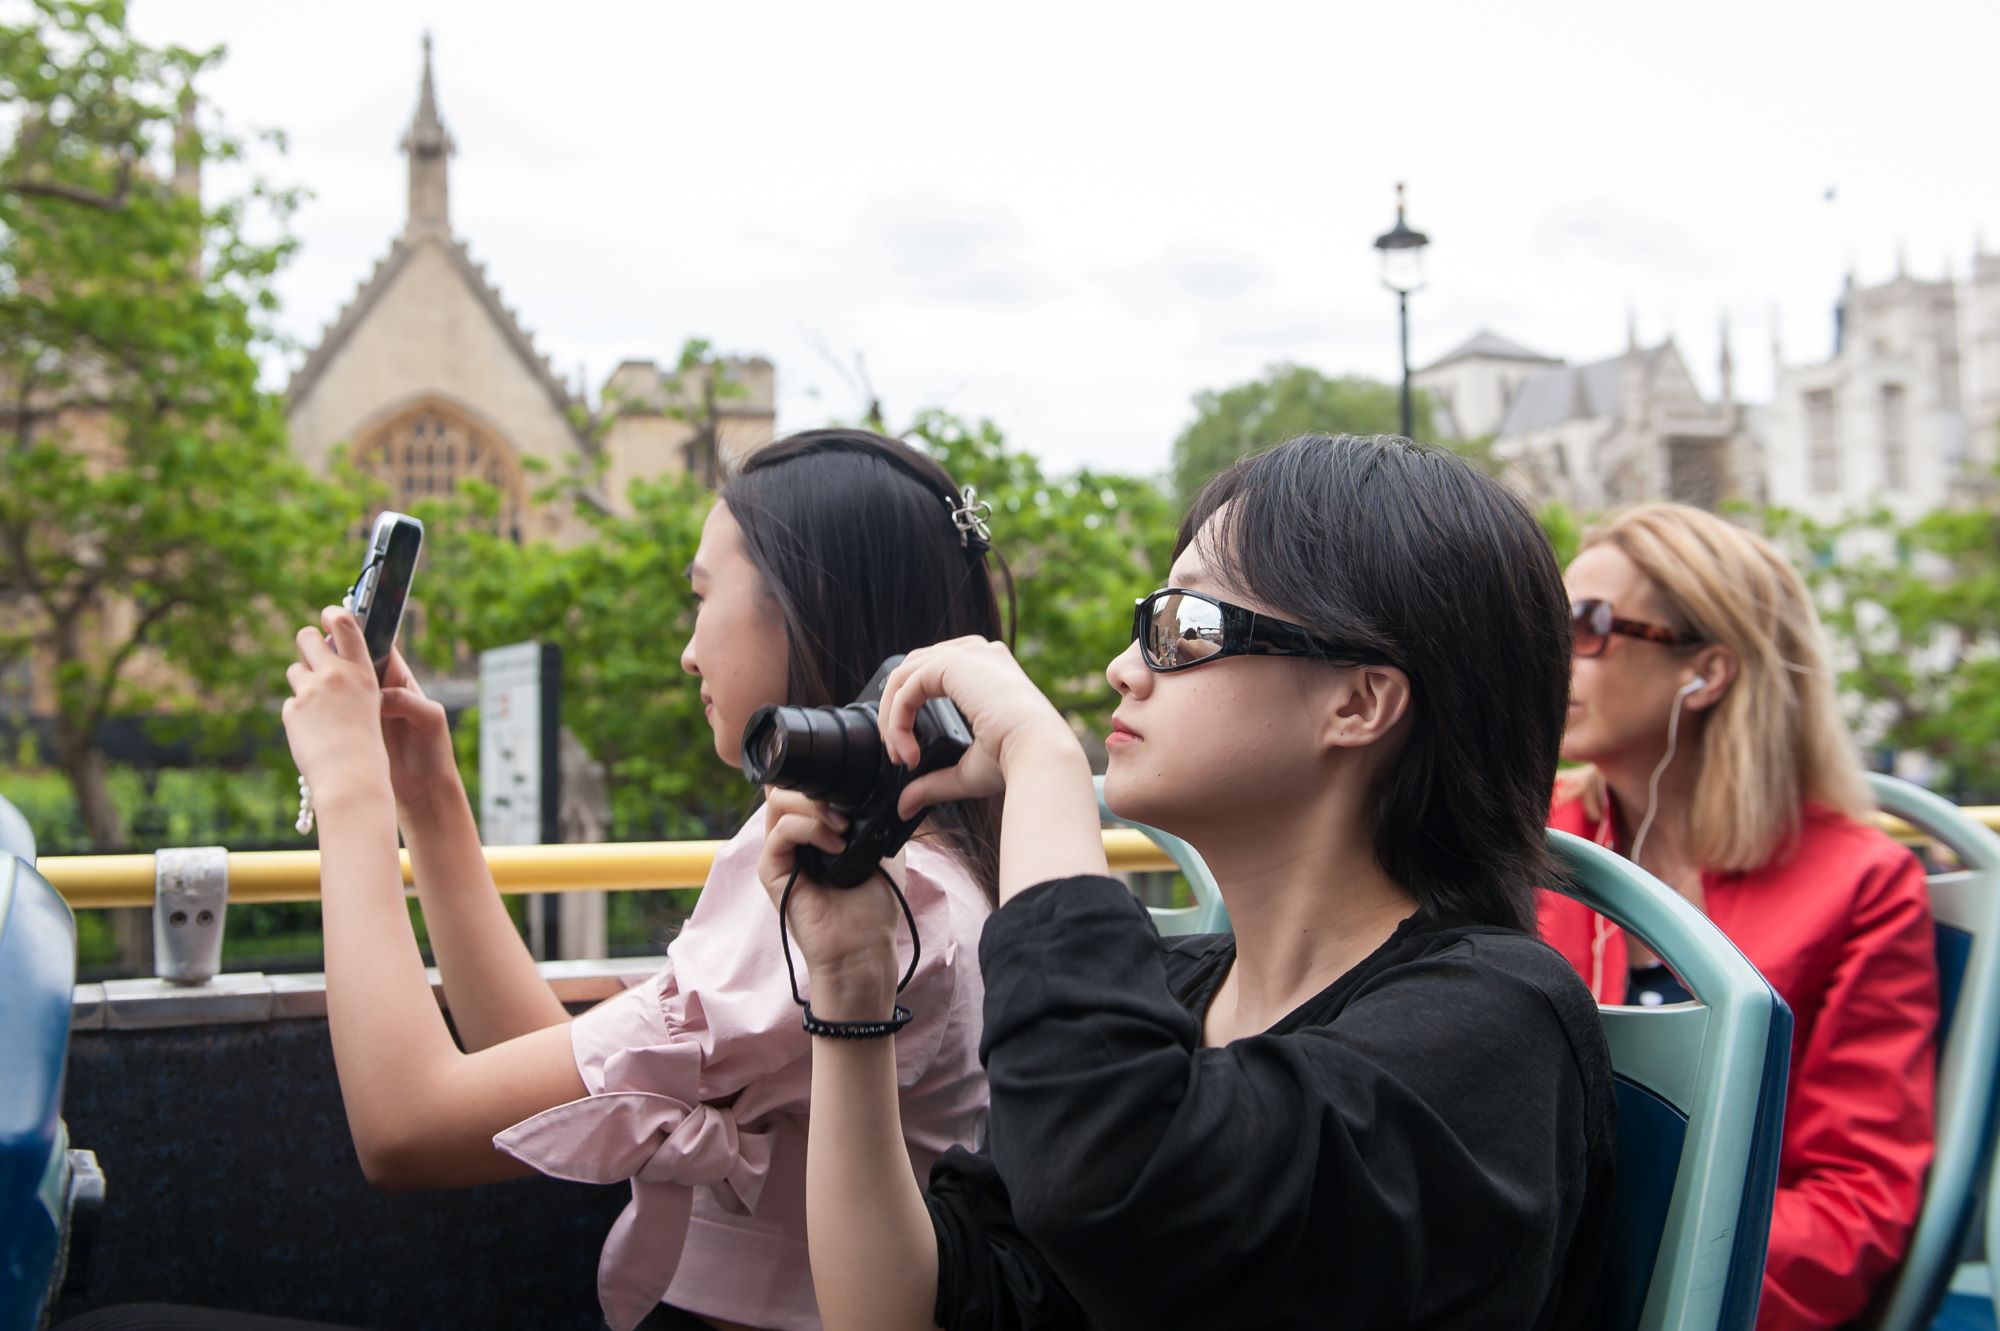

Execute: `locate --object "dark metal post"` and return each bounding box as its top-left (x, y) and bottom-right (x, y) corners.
top-left (1398, 289), bottom-right (1413, 439)
top-left (1373, 183), bottom-right (1429, 442)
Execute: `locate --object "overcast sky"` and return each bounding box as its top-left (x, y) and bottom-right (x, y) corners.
top-left (131, 0), bottom-right (1997, 476)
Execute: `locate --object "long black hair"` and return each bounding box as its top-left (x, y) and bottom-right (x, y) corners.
top-left (720, 428), bottom-right (1012, 898)
top-left (1180, 434), bottom-right (1571, 933)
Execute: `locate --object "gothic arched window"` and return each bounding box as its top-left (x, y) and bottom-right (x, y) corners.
top-left (353, 398), bottom-right (527, 540)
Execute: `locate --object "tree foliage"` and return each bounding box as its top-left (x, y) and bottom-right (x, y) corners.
top-left (1170, 364), bottom-right (1446, 501)
top-left (0, 0), bottom-right (351, 843)
top-left (407, 470), bottom-right (723, 839)
top-left (1768, 497), bottom-right (2000, 800)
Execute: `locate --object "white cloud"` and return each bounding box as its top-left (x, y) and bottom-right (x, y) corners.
top-left (130, 0), bottom-right (2000, 474)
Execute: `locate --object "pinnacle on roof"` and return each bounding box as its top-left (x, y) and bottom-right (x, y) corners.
top-left (403, 34), bottom-right (453, 156)
top-left (402, 34), bottom-right (454, 233)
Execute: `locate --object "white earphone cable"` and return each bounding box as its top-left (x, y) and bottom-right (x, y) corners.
top-left (1593, 676), bottom-right (1703, 1001)
top-left (1631, 679), bottom-right (1699, 869)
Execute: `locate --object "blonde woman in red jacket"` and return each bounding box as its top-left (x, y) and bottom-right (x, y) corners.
top-left (1537, 502), bottom-right (1939, 1331)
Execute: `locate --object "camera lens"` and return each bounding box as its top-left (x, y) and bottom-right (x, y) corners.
top-left (749, 724), bottom-right (784, 775)
top-left (740, 703), bottom-right (885, 807)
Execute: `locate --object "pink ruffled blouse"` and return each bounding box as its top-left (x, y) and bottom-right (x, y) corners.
top-left (494, 809), bottom-right (991, 1331)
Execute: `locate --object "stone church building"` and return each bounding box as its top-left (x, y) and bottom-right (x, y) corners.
top-left (1415, 323), bottom-right (1755, 512)
top-left (1764, 254), bottom-right (2000, 525)
top-left (286, 39), bottom-right (776, 546)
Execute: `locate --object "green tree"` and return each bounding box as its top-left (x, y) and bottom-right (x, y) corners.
top-left (1537, 500), bottom-right (1584, 569)
top-left (1170, 364), bottom-right (1443, 501)
top-left (409, 472), bottom-right (724, 839)
top-left (1768, 498), bottom-right (2000, 800)
top-left (0, 0), bottom-right (350, 844)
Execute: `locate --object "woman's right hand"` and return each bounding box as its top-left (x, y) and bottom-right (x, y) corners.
top-left (877, 636), bottom-right (1077, 818)
top-left (757, 789), bottom-right (906, 1020)
top-left (377, 647), bottom-right (463, 814)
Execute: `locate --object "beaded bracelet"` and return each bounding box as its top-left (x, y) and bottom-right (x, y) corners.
top-left (800, 1003), bottom-right (914, 1039)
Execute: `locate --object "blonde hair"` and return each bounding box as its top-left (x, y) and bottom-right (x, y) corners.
top-left (1560, 503), bottom-right (1872, 872)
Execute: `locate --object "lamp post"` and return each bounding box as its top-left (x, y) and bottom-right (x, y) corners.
top-left (1372, 182), bottom-right (1430, 440)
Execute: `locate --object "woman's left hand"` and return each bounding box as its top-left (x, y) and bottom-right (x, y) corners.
top-left (756, 789), bottom-right (906, 1017)
top-left (282, 606), bottom-right (393, 803)
top-left (877, 637), bottom-right (1079, 819)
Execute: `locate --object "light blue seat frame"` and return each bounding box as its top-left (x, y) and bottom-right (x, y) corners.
top-left (1097, 777), bottom-right (1227, 936)
top-left (1861, 775), bottom-right (2000, 1331)
top-left (1550, 828), bottom-right (1792, 1331)
top-left (1101, 777), bottom-right (1792, 1331)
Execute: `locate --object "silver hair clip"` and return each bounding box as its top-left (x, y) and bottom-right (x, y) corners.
top-left (949, 485), bottom-right (993, 551)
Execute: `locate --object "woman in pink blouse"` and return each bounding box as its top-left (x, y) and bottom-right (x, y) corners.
top-left (276, 429), bottom-right (1005, 1331)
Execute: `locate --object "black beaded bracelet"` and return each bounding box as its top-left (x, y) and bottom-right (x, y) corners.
top-left (801, 1003), bottom-right (914, 1040)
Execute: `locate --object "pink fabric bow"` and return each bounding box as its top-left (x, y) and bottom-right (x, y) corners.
top-left (496, 1087), bottom-right (774, 1331)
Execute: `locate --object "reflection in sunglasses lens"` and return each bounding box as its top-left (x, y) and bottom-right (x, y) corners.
top-left (1141, 593), bottom-right (1228, 669)
top-left (1569, 601), bottom-right (1608, 658)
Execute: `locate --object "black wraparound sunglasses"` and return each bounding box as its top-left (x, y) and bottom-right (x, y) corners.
top-left (1131, 588), bottom-right (1389, 674)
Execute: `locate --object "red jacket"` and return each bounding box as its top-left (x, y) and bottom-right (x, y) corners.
top-left (1539, 796), bottom-right (1939, 1331)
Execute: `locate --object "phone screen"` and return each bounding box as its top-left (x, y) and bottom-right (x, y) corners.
top-left (362, 518), bottom-right (422, 675)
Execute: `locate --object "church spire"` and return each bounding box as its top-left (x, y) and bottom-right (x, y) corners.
top-left (401, 34), bottom-right (454, 237)
top-left (1718, 310), bottom-right (1734, 407)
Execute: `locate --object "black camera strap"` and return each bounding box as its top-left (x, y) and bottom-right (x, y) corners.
top-left (345, 550), bottom-right (385, 607)
top-left (777, 863), bottom-right (921, 1039)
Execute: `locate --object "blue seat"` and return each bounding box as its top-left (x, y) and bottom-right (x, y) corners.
top-left (0, 849), bottom-right (89, 1331)
top-left (1931, 1271), bottom-right (1995, 1331)
top-left (1549, 828), bottom-right (1793, 1331)
top-left (1096, 776), bottom-right (1227, 936)
top-left (1857, 776), bottom-right (2000, 1331)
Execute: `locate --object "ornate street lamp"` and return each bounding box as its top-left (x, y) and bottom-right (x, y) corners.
top-left (1372, 182), bottom-right (1430, 439)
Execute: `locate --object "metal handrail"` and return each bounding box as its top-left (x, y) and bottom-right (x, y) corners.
top-left (30, 809), bottom-right (2000, 910)
top-left (34, 829), bottom-right (1185, 909)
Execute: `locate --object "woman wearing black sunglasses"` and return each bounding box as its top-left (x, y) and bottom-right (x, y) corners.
top-left (758, 433), bottom-right (1615, 1330)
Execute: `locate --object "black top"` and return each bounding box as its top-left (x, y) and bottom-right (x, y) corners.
top-left (926, 877), bottom-right (1615, 1331)
top-left (1626, 963), bottom-right (1694, 1007)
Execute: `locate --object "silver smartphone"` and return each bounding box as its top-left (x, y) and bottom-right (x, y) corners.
top-left (348, 511), bottom-right (424, 681)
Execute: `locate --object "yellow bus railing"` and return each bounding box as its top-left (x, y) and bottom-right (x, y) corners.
top-left (32, 812), bottom-right (2000, 910)
top-left (35, 830), bottom-right (1185, 910)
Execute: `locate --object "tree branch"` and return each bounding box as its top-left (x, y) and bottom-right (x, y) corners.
top-left (1, 172), bottom-right (134, 211)
top-left (82, 595), bottom-right (178, 734)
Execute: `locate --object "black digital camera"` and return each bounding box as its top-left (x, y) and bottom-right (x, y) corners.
top-left (740, 654), bottom-right (973, 888)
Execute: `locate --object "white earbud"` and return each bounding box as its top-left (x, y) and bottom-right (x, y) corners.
top-left (1633, 674), bottom-right (1709, 871)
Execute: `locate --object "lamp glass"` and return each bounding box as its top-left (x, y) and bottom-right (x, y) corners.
top-left (1378, 244), bottom-right (1426, 294)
